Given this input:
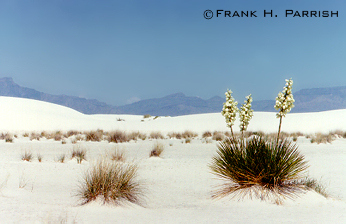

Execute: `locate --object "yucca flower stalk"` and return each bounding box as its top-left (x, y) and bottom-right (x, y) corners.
top-left (275, 78), bottom-right (295, 142)
top-left (239, 94), bottom-right (253, 139)
top-left (221, 89), bottom-right (238, 137)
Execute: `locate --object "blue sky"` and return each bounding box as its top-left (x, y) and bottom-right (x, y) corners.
top-left (0, 1), bottom-right (345, 105)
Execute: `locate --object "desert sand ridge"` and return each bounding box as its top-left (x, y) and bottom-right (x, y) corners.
top-left (0, 96), bottom-right (345, 134)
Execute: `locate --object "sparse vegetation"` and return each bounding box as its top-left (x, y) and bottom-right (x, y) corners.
top-left (22, 151), bottom-right (33, 162)
top-left (143, 114), bottom-right (151, 119)
top-left (202, 131), bottom-right (212, 138)
top-left (107, 131), bottom-right (129, 143)
top-left (57, 154), bottom-right (66, 163)
top-left (71, 146), bottom-right (87, 164)
top-left (149, 131), bottom-right (164, 139)
top-left (37, 154), bottom-right (43, 162)
top-left (85, 130), bottom-right (103, 142)
top-left (110, 148), bottom-right (125, 162)
top-left (150, 142), bottom-right (164, 157)
top-left (77, 160), bottom-right (143, 205)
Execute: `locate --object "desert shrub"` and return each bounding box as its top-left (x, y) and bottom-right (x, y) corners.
top-left (149, 131), bottom-right (164, 139)
top-left (37, 154), bottom-right (42, 162)
top-left (310, 133), bottom-right (334, 144)
top-left (110, 148), bottom-right (125, 162)
top-left (85, 130), bottom-right (103, 142)
top-left (57, 154), bottom-right (66, 163)
top-left (61, 139), bottom-right (67, 144)
top-left (5, 135), bottom-right (13, 143)
top-left (212, 132), bottom-right (224, 141)
top-left (150, 142), bottom-right (164, 157)
top-left (30, 132), bottom-right (41, 141)
top-left (182, 130), bottom-right (198, 139)
top-left (143, 114), bottom-right (151, 119)
top-left (77, 160), bottom-right (143, 205)
top-left (184, 138), bottom-right (191, 144)
top-left (67, 130), bottom-right (80, 137)
top-left (153, 116), bottom-right (160, 120)
top-left (23, 132), bottom-right (29, 138)
top-left (53, 131), bottom-right (63, 141)
top-left (72, 146), bottom-right (87, 164)
top-left (128, 131), bottom-right (146, 141)
top-left (202, 131), bottom-right (212, 138)
top-left (210, 136), bottom-right (309, 204)
top-left (107, 131), bottom-right (129, 143)
top-left (22, 151), bottom-right (33, 162)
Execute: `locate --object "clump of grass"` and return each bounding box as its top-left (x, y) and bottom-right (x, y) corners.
top-left (184, 138), bottom-right (191, 144)
top-left (23, 132), bottom-right (29, 137)
top-left (53, 131), bottom-right (63, 141)
top-left (57, 154), bottom-right (66, 163)
top-left (30, 132), bottom-right (40, 141)
top-left (77, 160), bottom-right (143, 205)
top-left (85, 130), bottom-right (103, 142)
top-left (110, 148), bottom-right (125, 162)
top-left (298, 177), bottom-right (329, 198)
top-left (181, 130), bottom-right (198, 139)
top-left (5, 134), bottom-right (13, 143)
top-left (71, 146), bottom-right (87, 164)
top-left (67, 130), bottom-right (80, 137)
top-left (202, 131), bottom-right (212, 138)
top-left (107, 131), bottom-right (129, 143)
top-left (210, 136), bottom-right (309, 204)
top-left (61, 139), bottom-right (67, 144)
top-left (37, 154), bottom-right (43, 162)
top-left (167, 132), bottom-right (182, 139)
top-left (149, 131), bottom-right (164, 139)
top-left (212, 131), bottom-right (224, 141)
top-left (143, 114), bottom-right (151, 119)
top-left (150, 142), bottom-right (164, 157)
top-left (22, 151), bottom-right (33, 162)
top-left (310, 133), bottom-right (334, 144)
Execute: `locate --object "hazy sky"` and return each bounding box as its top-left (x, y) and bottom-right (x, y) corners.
top-left (0, 1), bottom-right (345, 105)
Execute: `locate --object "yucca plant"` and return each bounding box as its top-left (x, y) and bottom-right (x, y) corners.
top-left (210, 136), bottom-right (309, 204)
top-left (77, 160), bottom-right (143, 205)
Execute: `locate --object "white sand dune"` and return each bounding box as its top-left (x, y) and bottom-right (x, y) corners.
top-left (0, 96), bottom-right (345, 134)
top-left (0, 96), bottom-right (345, 223)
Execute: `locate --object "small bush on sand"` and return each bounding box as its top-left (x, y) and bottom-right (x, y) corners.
top-left (143, 114), bottom-right (151, 119)
top-left (85, 130), bottom-right (103, 142)
top-left (37, 154), bottom-right (42, 162)
top-left (22, 151), bottom-right (33, 162)
top-left (77, 160), bottom-right (143, 205)
top-left (5, 135), bottom-right (13, 143)
top-left (110, 148), bottom-right (125, 162)
top-left (181, 130), bottom-right (198, 139)
top-left (210, 137), bottom-right (309, 204)
top-left (202, 131), bottom-right (212, 138)
top-left (30, 132), bottom-right (41, 141)
top-left (212, 132), bottom-right (224, 141)
top-left (150, 142), bottom-right (164, 157)
top-left (149, 131), bottom-right (164, 139)
top-left (57, 154), bottom-right (66, 163)
top-left (72, 146), bottom-right (87, 164)
top-left (310, 133), bottom-right (334, 144)
top-left (107, 131), bottom-right (129, 143)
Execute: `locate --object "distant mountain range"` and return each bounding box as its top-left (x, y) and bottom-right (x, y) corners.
top-left (0, 77), bottom-right (345, 116)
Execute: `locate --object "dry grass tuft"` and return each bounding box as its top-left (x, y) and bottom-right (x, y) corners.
top-left (22, 151), bottom-right (33, 162)
top-left (71, 146), bottom-right (87, 164)
top-left (77, 160), bottom-right (143, 205)
top-left (181, 130), bottom-right (198, 139)
top-left (150, 142), bottom-right (164, 157)
top-left (85, 130), bottom-right (104, 142)
top-left (110, 148), bottom-right (126, 162)
top-left (212, 131), bottom-right (224, 141)
top-left (149, 131), bottom-right (165, 139)
top-left (202, 131), bottom-right (212, 138)
top-left (310, 133), bottom-right (334, 144)
top-left (57, 154), bottom-right (66, 163)
top-left (107, 131), bottom-right (129, 143)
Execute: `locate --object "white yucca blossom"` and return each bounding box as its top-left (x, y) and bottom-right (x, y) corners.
top-left (274, 78), bottom-right (295, 118)
top-left (239, 94), bottom-right (253, 132)
top-left (221, 89), bottom-right (238, 128)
